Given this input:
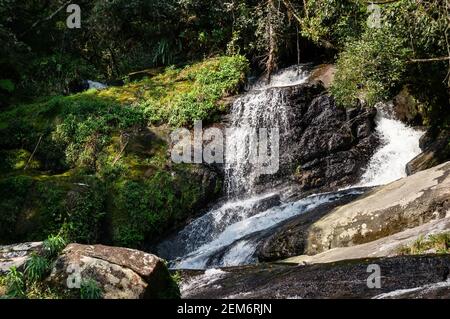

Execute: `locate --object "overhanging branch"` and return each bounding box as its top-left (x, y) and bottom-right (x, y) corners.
top-left (408, 56), bottom-right (450, 63)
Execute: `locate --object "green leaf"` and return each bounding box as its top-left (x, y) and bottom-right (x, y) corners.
top-left (0, 79), bottom-right (15, 92)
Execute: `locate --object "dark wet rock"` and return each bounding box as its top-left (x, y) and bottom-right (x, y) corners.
top-left (288, 87), bottom-right (378, 193)
top-left (67, 79), bottom-right (89, 94)
top-left (406, 129), bottom-right (450, 175)
top-left (47, 244), bottom-right (178, 299)
top-left (250, 83), bottom-right (378, 194)
top-left (180, 255), bottom-right (450, 299)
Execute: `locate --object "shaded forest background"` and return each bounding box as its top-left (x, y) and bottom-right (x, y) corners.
top-left (1, 0), bottom-right (448, 128)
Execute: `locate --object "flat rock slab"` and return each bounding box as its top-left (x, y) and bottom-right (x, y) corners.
top-left (0, 242), bottom-right (43, 274)
top-left (180, 255), bottom-right (450, 299)
top-left (284, 217), bottom-right (450, 265)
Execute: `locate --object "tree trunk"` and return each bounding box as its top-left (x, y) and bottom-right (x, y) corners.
top-left (266, 0), bottom-right (277, 83)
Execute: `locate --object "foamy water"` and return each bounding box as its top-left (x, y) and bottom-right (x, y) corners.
top-left (169, 190), bottom-right (363, 269)
top-left (358, 105), bottom-right (424, 187)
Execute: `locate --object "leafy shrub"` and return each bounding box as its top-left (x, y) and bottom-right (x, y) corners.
top-left (43, 234), bottom-right (67, 258)
top-left (428, 233), bottom-right (450, 254)
top-left (24, 254), bottom-right (49, 283)
top-left (80, 279), bottom-right (103, 299)
top-left (59, 183), bottom-right (107, 244)
top-left (0, 149), bottom-right (40, 172)
top-left (300, 0), bottom-right (368, 49)
top-left (331, 29), bottom-right (411, 107)
top-left (112, 165), bottom-right (219, 248)
top-left (5, 267), bottom-right (25, 298)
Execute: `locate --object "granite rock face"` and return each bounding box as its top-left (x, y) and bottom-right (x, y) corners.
top-left (305, 162), bottom-right (450, 255)
top-left (256, 162), bottom-right (450, 261)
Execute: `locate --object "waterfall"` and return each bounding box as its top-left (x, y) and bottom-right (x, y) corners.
top-left (158, 65), bottom-right (424, 270)
top-left (224, 65), bottom-right (310, 196)
top-left (87, 80), bottom-right (107, 90)
top-left (357, 103), bottom-right (424, 187)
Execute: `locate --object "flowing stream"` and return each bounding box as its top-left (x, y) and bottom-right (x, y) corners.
top-left (158, 65), bottom-right (424, 270)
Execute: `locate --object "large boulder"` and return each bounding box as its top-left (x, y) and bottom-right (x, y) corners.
top-left (218, 83), bottom-right (378, 195)
top-left (47, 244), bottom-right (178, 299)
top-left (305, 162), bottom-right (450, 255)
top-left (392, 86), bottom-right (424, 125)
top-left (288, 88), bottom-right (378, 192)
top-left (406, 129), bottom-right (450, 176)
top-left (0, 242), bottom-right (43, 274)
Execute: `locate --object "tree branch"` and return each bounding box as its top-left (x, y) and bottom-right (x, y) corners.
top-left (24, 135), bottom-right (43, 171)
top-left (408, 56), bottom-right (450, 63)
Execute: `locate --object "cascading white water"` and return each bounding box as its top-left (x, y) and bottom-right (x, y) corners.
top-left (169, 190), bottom-right (364, 269)
top-left (357, 103), bottom-right (424, 187)
top-left (224, 65), bottom-right (310, 195)
top-left (87, 80), bottom-right (107, 90)
top-left (159, 65), bottom-right (425, 271)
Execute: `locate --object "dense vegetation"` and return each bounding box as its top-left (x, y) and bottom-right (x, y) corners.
top-left (0, 0), bottom-right (449, 249)
top-left (0, 57), bottom-right (246, 247)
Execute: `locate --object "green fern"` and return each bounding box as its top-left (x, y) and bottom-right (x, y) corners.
top-left (24, 253), bottom-right (50, 283)
top-left (5, 267), bottom-right (26, 298)
top-left (43, 234), bottom-right (67, 258)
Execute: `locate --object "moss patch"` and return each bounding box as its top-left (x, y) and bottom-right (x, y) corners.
top-left (397, 232), bottom-right (450, 256)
